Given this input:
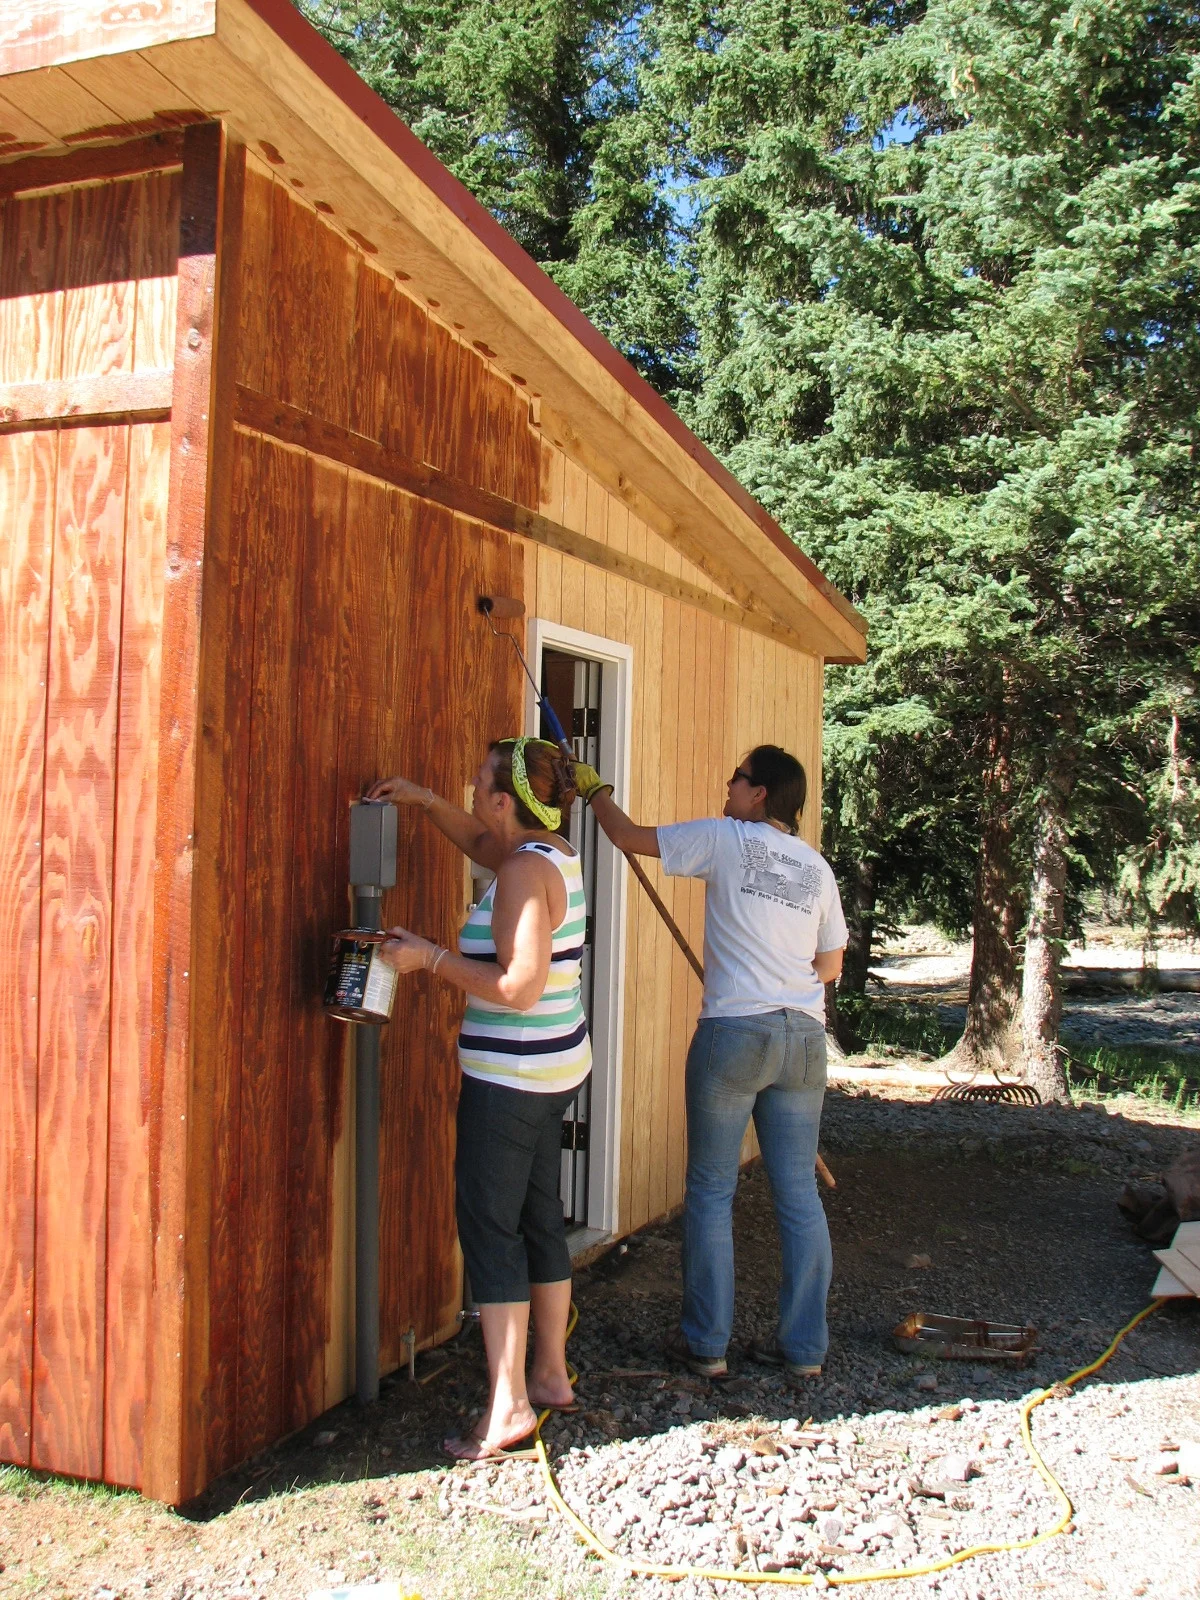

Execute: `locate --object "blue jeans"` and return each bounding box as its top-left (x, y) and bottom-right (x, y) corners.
top-left (681, 1009), bottom-right (832, 1365)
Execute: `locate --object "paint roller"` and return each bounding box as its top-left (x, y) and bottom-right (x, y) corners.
top-left (477, 592), bottom-right (837, 1192)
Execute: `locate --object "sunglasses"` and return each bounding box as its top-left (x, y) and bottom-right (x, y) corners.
top-left (729, 767), bottom-right (754, 785)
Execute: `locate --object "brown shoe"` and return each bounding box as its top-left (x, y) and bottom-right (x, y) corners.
top-left (664, 1325), bottom-right (728, 1379)
top-left (746, 1335), bottom-right (822, 1381)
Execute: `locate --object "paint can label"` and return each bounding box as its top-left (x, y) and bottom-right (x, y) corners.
top-left (323, 930), bottom-right (398, 1022)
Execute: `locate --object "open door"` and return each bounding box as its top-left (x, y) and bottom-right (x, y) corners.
top-left (527, 622), bottom-right (632, 1244)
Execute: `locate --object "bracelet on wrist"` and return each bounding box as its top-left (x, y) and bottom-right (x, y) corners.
top-left (422, 787), bottom-right (436, 810)
top-left (430, 945), bottom-right (449, 975)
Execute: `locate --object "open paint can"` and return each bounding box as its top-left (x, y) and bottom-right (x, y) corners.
top-left (323, 929), bottom-right (398, 1023)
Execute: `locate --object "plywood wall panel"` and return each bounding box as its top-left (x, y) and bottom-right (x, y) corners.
top-left (354, 476), bottom-right (417, 1372)
top-left (423, 319), bottom-right (461, 478)
top-left (32, 423), bottom-right (127, 1479)
top-left (455, 342), bottom-right (487, 505)
top-left (348, 261), bottom-right (393, 447)
top-left (282, 454), bottom-right (348, 1433)
top-left (198, 428), bottom-right (259, 1483)
top-left (397, 500), bottom-right (462, 1349)
top-left (516, 417), bottom-right (541, 512)
top-left (60, 179), bottom-right (137, 379)
top-left (0, 432), bottom-right (55, 1467)
top-left (559, 551), bottom-right (585, 635)
top-left (235, 176), bottom-right (542, 514)
top-left (384, 291), bottom-right (428, 467)
top-left (235, 162), bottom-right (273, 395)
top-left (234, 437), bottom-right (304, 1463)
top-left (483, 367), bottom-right (516, 503)
top-left (102, 419), bottom-right (170, 1490)
top-left (308, 215), bottom-right (357, 433)
top-left (264, 179), bottom-right (314, 413)
top-left (131, 169), bottom-right (180, 372)
top-left (0, 189), bottom-right (70, 385)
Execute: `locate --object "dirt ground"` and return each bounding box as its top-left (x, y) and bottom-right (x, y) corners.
top-left (3, 1087), bottom-right (1197, 1600)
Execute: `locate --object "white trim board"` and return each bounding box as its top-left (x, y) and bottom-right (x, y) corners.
top-left (526, 617), bottom-right (633, 1238)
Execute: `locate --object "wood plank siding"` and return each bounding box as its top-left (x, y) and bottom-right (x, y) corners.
top-left (0, 134), bottom-right (826, 1502)
top-left (188, 160), bottom-right (532, 1491)
top-left (0, 158), bottom-right (180, 1485)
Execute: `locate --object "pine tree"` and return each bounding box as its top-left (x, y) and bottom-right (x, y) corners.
top-left (300, 0), bottom-right (696, 392)
top-left (642, 0), bottom-right (1200, 1094)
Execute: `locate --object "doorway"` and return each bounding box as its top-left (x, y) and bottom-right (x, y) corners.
top-left (527, 620), bottom-right (633, 1241)
top-left (539, 650), bottom-right (602, 1226)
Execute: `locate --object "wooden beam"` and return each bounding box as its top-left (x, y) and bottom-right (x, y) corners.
top-left (0, 369), bottom-right (172, 431)
top-left (182, 127), bottom-right (247, 1502)
top-left (142, 118), bottom-right (221, 1509)
top-left (233, 387), bottom-right (821, 655)
top-left (0, 131), bottom-right (183, 194)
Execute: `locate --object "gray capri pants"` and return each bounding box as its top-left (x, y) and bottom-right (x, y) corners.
top-left (455, 1073), bottom-right (583, 1303)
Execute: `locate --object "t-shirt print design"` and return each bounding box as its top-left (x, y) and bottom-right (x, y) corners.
top-left (739, 835), bottom-right (824, 910)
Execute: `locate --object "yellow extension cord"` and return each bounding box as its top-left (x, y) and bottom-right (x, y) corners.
top-left (529, 1299), bottom-right (1166, 1587)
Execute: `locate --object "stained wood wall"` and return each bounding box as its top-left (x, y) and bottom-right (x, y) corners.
top-left (0, 136), bottom-right (828, 1501)
top-left (0, 164), bottom-right (179, 1487)
top-left (185, 157), bottom-right (532, 1490)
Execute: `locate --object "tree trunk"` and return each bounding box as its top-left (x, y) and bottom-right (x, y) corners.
top-left (839, 857), bottom-right (878, 996)
top-left (939, 724), bottom-right (1022, 1073)
top-left (1021, 744), bottom-right (1075, 1103)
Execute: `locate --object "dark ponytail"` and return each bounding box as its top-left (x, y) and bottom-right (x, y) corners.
top-left (745, 745), bottom-right (807, 834)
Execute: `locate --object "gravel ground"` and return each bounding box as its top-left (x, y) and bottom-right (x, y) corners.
top-left (457, 1376), bottom-right (1200, 1599)
top-left (3, 1088), bottom-right (1198, 1600)
top-left (499, 1087), bottom-right (1200, 1599)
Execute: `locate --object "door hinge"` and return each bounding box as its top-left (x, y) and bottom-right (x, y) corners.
top-left (561, 1120), bottom-right (589, 1151)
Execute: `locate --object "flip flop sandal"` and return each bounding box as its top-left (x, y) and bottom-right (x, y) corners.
top-left (442, 1426), bottom-right (539, 1462)
top-left (529, 1395), bottom-right (582, 1415)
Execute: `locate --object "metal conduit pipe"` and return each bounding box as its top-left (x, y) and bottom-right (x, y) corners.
top-left (348, 801), bottom-right (398, 1406)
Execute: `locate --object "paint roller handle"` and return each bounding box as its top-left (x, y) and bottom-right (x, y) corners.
top-left (538, 695), bottom-right (572, 753)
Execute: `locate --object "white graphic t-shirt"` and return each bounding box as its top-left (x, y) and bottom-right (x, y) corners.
top-left (656, 818), bottom-right (848, 1023)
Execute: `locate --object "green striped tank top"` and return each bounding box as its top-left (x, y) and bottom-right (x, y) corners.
top-left (457, 839), bottom-right (592, 1093)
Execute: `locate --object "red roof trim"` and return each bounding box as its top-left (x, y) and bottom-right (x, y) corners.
top-left (243, 0), bottom-right (864, 637)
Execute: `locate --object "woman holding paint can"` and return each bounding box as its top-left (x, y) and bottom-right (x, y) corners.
top-left (576, 745), bottom-right (847, 1384)
top-left (367, 739), bottom-right (588, 1460)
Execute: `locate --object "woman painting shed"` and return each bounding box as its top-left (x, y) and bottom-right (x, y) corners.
top-left (0, 0), bottom-right (866, 1501)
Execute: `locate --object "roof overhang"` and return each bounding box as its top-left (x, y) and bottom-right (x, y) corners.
top-left (0, 0), bottom-right (867, 663)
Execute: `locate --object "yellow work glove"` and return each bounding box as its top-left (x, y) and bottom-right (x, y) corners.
top-left (573, 760), bottom-right (613, 805)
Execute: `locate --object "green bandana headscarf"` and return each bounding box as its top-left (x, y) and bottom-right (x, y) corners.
top-left (506, 737), bottom-right (562, 830)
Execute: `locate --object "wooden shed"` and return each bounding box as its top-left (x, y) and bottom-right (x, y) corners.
top-left (0, 0), bottom-right (866, 1504)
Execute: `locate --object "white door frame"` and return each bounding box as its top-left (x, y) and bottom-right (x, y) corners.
top-left (526, 617), bottom-right (632, 1238)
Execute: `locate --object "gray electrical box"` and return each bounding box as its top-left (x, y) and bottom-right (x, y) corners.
top-left (348, 800), bottom-right (398, 889)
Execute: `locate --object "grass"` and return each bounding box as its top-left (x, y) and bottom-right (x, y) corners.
top-left (0, 1463), bottom-right (136, 1504)
top-left (0, 1459), bottom-right (617, 1600)
top-left (1065, 1043), bottom-right (1200, 1116)
top-left (836, 992), bottom-right (957, 1058)
top-left (836, 994), bottom-right (1200, 1117)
